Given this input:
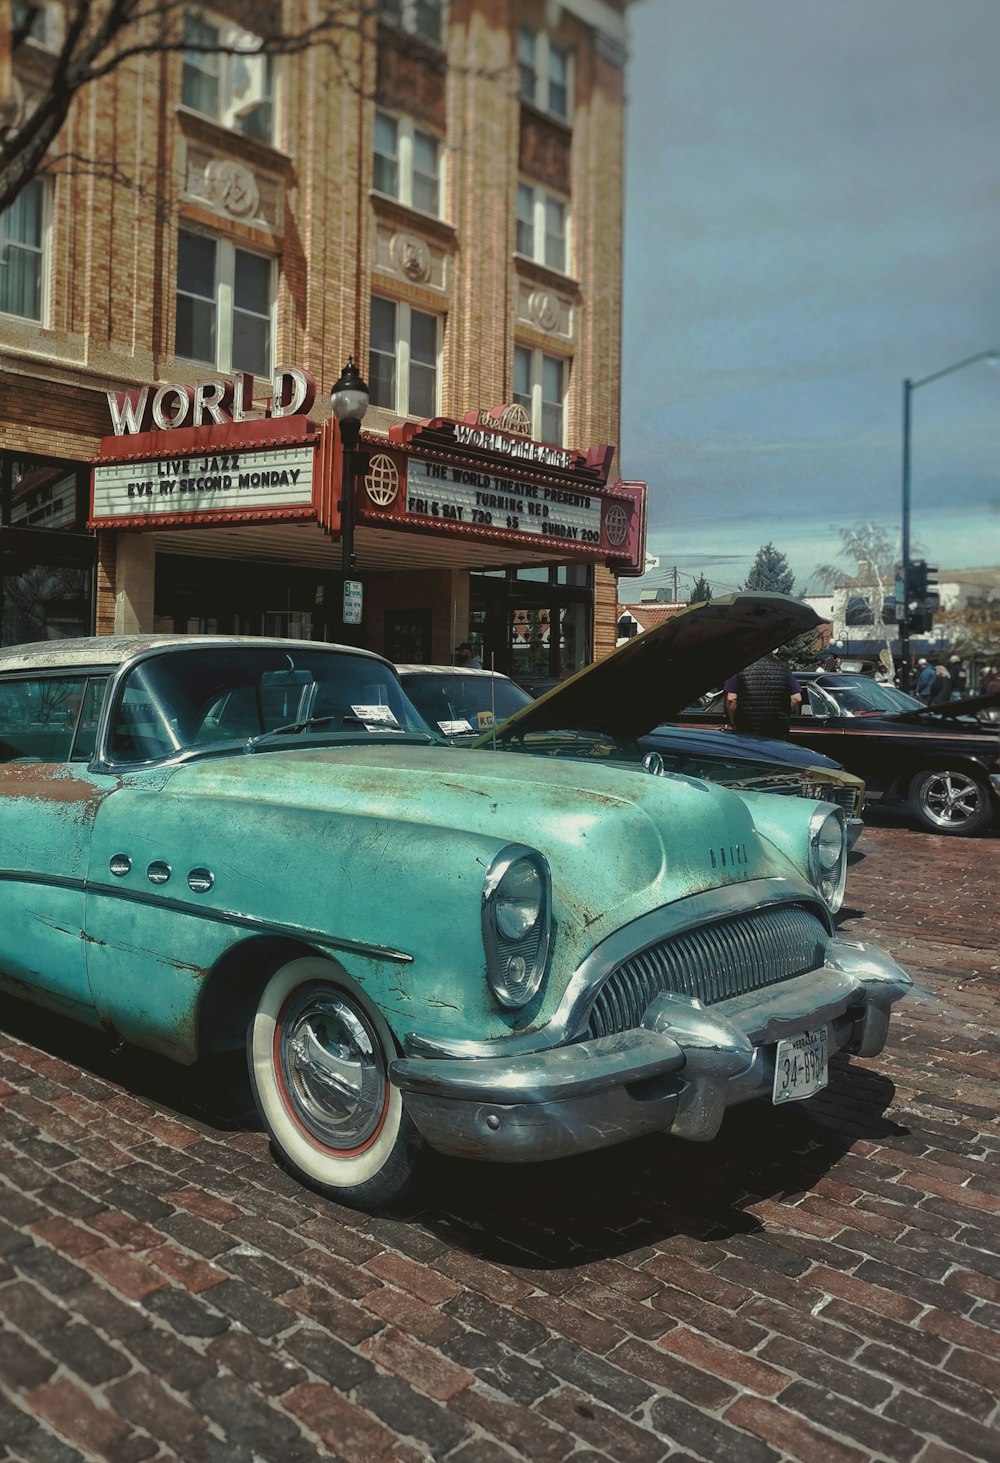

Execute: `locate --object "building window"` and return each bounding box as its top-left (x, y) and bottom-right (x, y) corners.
top-left (374, 112), bottom-right (441, 216)
top-left (514, 346), bottom-right (566, 445)
top-left (13, 0), bottom-right (56, 47)
top-left (378, 0), bottom-right (444, 45)
top-left (518, 28), bottom-right (572, 121)
top-left (182, 12), bottom-right (275, 143)
top-left (175, 231), bottom-right (273, 377)
top-left (369, 297), bottom-right (439, 418)
top-left (516, 183), bottom-right (568, 272)
top-left (0, 179), bottom-right (46, 322)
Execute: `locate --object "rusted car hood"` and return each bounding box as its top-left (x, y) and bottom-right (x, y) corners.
top-left (157, 742), bottom-right (801, 946)
top-left (481, 592), bottom-right (823, 743)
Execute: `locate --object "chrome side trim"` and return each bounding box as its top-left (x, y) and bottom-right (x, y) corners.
top-left (0, 869), bottom-right (413, 965)
top-left (84, 882), bottom-right (413, 963)
top-left (404, 878), bottom-right (827, 1059)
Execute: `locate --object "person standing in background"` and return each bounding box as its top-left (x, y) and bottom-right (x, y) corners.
top-left (914, 658), bottom-right (936, 702)
top-left (455, 642), bottom-right (482, 669)
top-left (928, 663), bottom-right (953, 706)
top-left (725, 655), bottom-right (802, 740)
top-left (948, 655), bottom-right (968, 700)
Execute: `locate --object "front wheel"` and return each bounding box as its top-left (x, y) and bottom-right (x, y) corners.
top-left (908, 768), bottom-right (993, 836)
top-left (248, 957), bottom-right (424, 1211)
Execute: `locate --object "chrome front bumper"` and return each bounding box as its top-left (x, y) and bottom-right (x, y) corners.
top-left (389, 937), bottom-right (911, 1163)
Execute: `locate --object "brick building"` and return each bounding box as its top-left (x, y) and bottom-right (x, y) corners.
top-left (1, 0), bottom-right (644, 675)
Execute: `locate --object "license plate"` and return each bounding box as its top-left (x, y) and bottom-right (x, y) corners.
top-left (772, 1026), bottom-right (828, 1105)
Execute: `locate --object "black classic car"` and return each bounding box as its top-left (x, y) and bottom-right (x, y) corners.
top-left (684, 672), bottom-right (1000, 836)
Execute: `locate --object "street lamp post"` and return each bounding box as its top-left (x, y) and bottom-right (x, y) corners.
top-left (330, 356), bottom-right (370, 577)
top-left (899, 348), bottom-right (997, 691)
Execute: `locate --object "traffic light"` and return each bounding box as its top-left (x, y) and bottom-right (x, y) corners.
top-left (906, 561), bottom-right (939, 634)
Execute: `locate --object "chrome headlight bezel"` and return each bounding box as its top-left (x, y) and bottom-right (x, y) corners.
top-left (481, 844), bottom-right (552, 1009)
top-left (808, 806), bottom-right (848, 913)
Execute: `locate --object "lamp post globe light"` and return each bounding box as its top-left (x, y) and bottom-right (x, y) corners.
top-left (899, 347), bottom-right (998, 691)
top-left (330, 356), bottom-right (369, 579)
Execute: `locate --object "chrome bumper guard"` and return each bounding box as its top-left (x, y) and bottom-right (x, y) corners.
top-left (389, 937), bottom-right (911, 1163)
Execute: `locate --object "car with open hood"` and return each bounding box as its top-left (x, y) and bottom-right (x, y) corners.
top-left (0, 607), bottom-right (909, 1211)
top-left (683, 670), bottom-right (1000, 836)
top-left (476, 597), bottom-right (865, 844)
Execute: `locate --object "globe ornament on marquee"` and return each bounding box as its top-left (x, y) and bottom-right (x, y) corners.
top-left (603, 502), bottom-right (629, 548)
top-left (364, 454), bottom-right (400, 508)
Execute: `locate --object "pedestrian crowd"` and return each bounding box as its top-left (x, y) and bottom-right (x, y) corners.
top-left (912, 654), bottom-right (980, 704)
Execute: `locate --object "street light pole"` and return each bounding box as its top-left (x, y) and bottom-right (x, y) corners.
top-left (898, 347), bottom-right (997, 693)
top-left (330, 356), bottom-right (370, 578)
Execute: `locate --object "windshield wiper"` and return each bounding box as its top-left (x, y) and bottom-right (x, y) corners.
top-left (245, 716), bottom-right (434, 753)
top-left (244, 715), bottom-right (342, 752)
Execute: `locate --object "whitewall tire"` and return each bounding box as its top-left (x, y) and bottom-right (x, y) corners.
top-left (248, 957), bottom-right (422, 1210)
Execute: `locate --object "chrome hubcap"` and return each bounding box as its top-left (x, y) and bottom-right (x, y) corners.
top-left (278, 985), bottom-right (386, 1149)
top-left (918, 772), bottom-right (983, 829)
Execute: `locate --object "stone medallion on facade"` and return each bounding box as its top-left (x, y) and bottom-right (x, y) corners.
top-left (204, 160), bottom-right (261, 220)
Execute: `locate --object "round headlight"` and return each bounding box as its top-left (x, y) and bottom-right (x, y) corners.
top-left (495, 860), bottom-right (543, 940)
top-left (809, 808), bottom-right (847, 913)
top-left (482, 846), bottom-right (551, 1009)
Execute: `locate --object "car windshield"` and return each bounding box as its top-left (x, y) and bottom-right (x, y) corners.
top-left (401, 672), bottom-right (532, 737)
top-left (819, 678), bottom-right (923, 715)
top-left (108, 646), bottom-right (434, 762)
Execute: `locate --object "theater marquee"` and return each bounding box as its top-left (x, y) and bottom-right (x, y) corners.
top-left (355, 412), bottom-right (644, 565)
top-left (89, 370), bottom-right (646, 571)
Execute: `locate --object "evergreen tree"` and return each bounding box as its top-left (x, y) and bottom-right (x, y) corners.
top-left (688, 574), bottom-right (713, 604)
top-left (744, 543), bottom-right (794, 594)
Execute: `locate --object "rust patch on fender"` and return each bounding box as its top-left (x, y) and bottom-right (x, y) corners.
top-left (0, 766), bottom-right (107, 806)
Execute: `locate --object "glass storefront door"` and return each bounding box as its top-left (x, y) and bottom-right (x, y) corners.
top-left (469, 566), bottom-right (592, 682)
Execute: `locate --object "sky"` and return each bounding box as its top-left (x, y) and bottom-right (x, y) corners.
top-left (619, 0), bottom-right (999, 600)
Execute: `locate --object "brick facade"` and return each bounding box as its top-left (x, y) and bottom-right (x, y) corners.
top-left (3, 0), bottom-right (633, 664)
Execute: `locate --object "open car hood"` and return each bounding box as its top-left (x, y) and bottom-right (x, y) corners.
top-left (481, 593), bottom-right (823, 743)
top-left (890, 690), bottom-right (1000, 724)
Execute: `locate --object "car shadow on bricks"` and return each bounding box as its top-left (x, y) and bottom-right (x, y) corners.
top-left (1, 990), bottom-right (910, 1263)
top-left (411, 1055), bottom-right (909, 1266)
top-left (0, 991), bottom-right (260, 1134)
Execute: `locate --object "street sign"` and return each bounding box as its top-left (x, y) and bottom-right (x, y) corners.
top-left (343, 579), bottom-right (363, 625)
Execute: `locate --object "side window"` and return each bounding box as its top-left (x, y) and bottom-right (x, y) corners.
top-left (0, 676), bottom-right (101, 762)
top-left (805, 686), bottom-right (829, 719)
top-left (71, 678), bottom-right (109, 761)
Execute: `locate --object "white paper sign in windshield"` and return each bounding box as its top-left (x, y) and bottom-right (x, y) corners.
top-left (351, 704), bottom-right (401, 732)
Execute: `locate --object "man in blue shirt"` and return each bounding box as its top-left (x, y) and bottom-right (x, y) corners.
top-left (914, 658), bottom-right (936, 703)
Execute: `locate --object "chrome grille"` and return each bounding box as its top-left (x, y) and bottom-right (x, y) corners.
top-left (585, 904), bottom-right (827, 1039)
top-left (821, 784), bottom-right (861, 816)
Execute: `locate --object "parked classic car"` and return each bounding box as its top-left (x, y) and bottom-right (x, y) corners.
top-left (684, 671), bottom-right (1000, 836)
top-left (497, 655), bottom-right (866, 846)
top-left (0, 603), bottom-right (910, 1210)
top-left (395, 664), bottom-right (530, 738)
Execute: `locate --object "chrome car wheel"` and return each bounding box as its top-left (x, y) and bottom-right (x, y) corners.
top-left (909, 768), bottom-right (992, 836)
top-left (248, 958), bottom-right (422, 1208)
top-left (278, 985), bottom-right (388, 1150)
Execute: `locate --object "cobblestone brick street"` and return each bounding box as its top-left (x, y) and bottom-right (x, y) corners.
top-left (1, 813), bottom-right (997, 1462)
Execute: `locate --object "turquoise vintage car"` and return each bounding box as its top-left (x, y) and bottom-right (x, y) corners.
top-left (0, 597), bottom-right (910, 1210)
